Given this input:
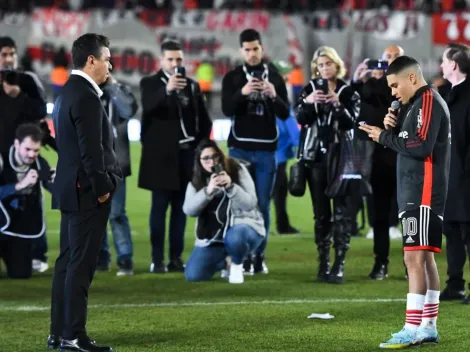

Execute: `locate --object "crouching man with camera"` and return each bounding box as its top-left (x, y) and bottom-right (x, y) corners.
top-left (0, 124), bottom-right (53, 279)
top-left (183, 140), bottom-right (265, 284)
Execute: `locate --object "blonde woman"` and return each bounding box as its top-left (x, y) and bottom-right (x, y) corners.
top-left (294, 46), bottom-right (361, 284)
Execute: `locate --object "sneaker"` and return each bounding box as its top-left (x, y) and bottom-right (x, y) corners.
top-left (369, 262), bottom-right (388, 280)
top-left (389, 226), bottom-right (402, 239)
top-left (220, 269), bottom-right (229, 279)
top-left (366, 228), bottom-right (374, 239)
top-left (243, 256), bottom-right (254, 276)
top-left (116, 259), bottom-right (134, 276)
top-left (228, 263), bottom-right (244, 284)
top-left (253, 254), bottom-right (269, 274)
top-left (150, 262), bottom-right (168, 273)
top-left (32, 259), bottom-right (49, 273)
top-left (413, 326), bottom-right (439, 345)
top-left (379, 328), bottom-right (416, 349)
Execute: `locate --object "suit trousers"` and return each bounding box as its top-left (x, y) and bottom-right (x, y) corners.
top-left (443, 221), bottom-right (470, 291)
top-left (50, 200), bottom-right (111, 340)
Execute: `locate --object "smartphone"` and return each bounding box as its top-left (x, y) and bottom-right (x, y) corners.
top-left (367, 59), bottom-right (389, 70)
top-left (250, 70), bottom-right (263, 80)
top-left (175, 66), bottom-right (186, 77)
top-left (211, 164), bottom-right (223, 175)
top-left (315, 78), bottom-right (329, 94)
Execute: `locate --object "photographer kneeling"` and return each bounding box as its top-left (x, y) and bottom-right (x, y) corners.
top-left (183, 140), bottom-right (265, 284)
top-left (0, 124), bottom-right (52, 279)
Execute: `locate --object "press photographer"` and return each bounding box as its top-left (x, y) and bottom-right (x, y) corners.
top-left (0, 124), bottom-right (53, 279)
top-left (139, 39), bottom-right (212, 273)
top-left (0, 36), bottom-right (51, 154)
top-left (221, 28), bottom-right (289, 274)
top-left (183, 140), bottom-right (265, 284)
top-left (294, 45), bottom-right (362, 284)
top-left (351, 45), bottom-right (404, 280)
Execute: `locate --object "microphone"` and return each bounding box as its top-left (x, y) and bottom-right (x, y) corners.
top-left (386, 100), bottom-right (400, 130)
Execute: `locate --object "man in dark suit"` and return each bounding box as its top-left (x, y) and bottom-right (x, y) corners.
top-left (439, 43), bottom-right (470, 304)
top-left (138, 39), bottom-right (212, 273)
top-left (48, 33), bottom-right (121, 352)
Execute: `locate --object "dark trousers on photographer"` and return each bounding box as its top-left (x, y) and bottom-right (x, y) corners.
top-left (150, 189), bottom-right (186, 267)
top-left (305, 159), bottom-right (354, 283)
top-left (0, 234), bottom-right (32, 279)
top-left (370, 161), bottom-right (397, 266)
top-left (273, 161), bottom-right (295, 233)
top-left (443, 222), bottom-right (470, 292)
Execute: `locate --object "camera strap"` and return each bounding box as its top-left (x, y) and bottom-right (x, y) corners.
top-left (243, 63), bottom-right (269, 82)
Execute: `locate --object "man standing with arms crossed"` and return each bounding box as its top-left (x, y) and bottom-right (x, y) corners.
top-left (48, 33), bottom-right (121, 352)
top-left (359, 56), bottom-right (450, 348)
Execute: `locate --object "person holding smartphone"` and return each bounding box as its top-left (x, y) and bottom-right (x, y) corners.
top-left (139, 39), bottom-right (212, 274)
top-left (183, 139), bottom-right (265, 284)
top-left (221, 29), bottom-right (290, 275)
top-left (351, 45), bottom-right (405, 280)
top-left (294, 46), bottom-right (362, 284)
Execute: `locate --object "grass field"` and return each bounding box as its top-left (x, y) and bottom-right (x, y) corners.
top-left (0, 142), bottom-right (469, 352)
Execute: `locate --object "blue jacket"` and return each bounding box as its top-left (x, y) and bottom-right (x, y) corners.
top-left (276, 111), bottom-right (300, 165)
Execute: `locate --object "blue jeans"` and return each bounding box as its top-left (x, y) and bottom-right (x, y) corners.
top-left (149, 188), bottom-right (186, 264)
top-left (99, 179), bottom-right (133, 266)
top-left (185, 224), bottom-right (264, 281)
top-left (228, 148), bottom-right (276, 255)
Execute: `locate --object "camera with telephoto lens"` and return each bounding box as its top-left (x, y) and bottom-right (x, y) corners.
top-left (211, 164), bottom-right (223, 175)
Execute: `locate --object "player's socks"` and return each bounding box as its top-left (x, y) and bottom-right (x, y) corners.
top-left (403, 293), bottom-right (425, 332)
top-left (421, 289), bottom-right (439, 329)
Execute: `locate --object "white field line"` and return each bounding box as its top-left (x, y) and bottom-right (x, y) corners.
top-left (0, 298), bottom-right (406, 312)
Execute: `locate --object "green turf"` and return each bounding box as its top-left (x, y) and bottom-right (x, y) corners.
top-left (0, 142), bottom-right (468, 352)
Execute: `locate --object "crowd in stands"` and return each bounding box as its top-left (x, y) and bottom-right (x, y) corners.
top-left (1, 0), bottom-right (469, 12)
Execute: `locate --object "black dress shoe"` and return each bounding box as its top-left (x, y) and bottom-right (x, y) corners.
top-left (167, 258), bottom-right (185, 272)
top-left (47, 335), bottom-right (61, 350)
top-left (440, 287), bottom-right (466, 301)
top-left (60, 337), bottom-right (114, 352)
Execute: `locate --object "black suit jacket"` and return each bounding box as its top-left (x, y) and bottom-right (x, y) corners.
top-left (52, 74), bottom-right (122, 212)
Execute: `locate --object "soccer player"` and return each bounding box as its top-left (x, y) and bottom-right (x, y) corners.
top-left (359, 56), bottom-right (451, 349)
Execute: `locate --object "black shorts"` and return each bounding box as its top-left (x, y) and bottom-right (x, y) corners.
top-left (400, 207), bottom-right (443, 253)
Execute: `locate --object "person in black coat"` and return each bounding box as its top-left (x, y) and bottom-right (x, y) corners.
top-left (350, 45), bottom-right (404, 280)
top-left (48, 33), bottom-right (121, 352)
top-left (138, 39), bottom-right (212, 274)
top-left (294, 46), bottom-right (361, 284)
top-left (439, 43), bottom-right (470, 304)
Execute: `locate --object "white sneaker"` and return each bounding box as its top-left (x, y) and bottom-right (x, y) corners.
top-left (366, 228), bottom-right (374, 239)
top-left (228, 263), bottom-right (244, 284)
top-left (32, 259), bottom-right (49, 273)
top-left (221, 269), bottom-right (229, 279)
top-left (389, 226), bottom-right (402, 239)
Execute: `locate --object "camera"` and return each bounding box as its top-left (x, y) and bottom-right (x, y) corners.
top-left (315, 78), bottom-right (329, 94)
top-left (175, 66), bottom-right (186, 77)
top-left (367, 60), bottom-right (389, 70)
top-left (211, 164), bottom-right (223, 175)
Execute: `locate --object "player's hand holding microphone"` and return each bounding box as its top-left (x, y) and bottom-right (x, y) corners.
top-left (384, 100), bottom-right (400, 130)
